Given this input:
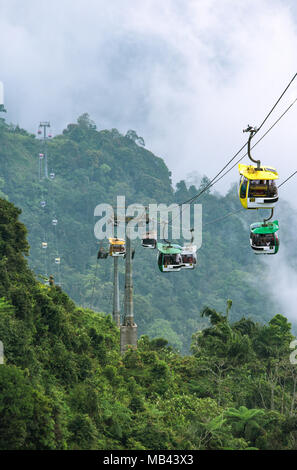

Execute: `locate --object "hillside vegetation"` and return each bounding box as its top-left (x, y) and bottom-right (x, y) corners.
top-left (0, 197), bottom-right (297, 449)
top-left (0, 113), bottom-right (291, 352)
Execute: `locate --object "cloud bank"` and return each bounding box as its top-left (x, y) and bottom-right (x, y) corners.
top-left (0, 0), bottom-right (296, 192)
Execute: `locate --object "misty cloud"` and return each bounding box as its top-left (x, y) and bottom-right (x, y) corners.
top-left (1, 0), bottom-right (297, 324)
top-left (0, 0), bottom-right (296, 191)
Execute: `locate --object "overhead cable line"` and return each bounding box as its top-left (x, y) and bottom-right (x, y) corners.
top-left (179, 90), bottom-right (297, 208)
top-left (204, 208), bottom-right (244, 226)
top-left (160, 95), bottom-right (297, 238)
top-left (202, 97), bottom-right (297, 194)
top-left (278, 170), bottom-right (297, 189)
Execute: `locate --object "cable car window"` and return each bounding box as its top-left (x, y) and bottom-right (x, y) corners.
top-left (267, 180), bottom-right (277, 197)
top-left (240, 177), bottom-right (248, 198)
top-left (249, 180), bottom-right (267, 197)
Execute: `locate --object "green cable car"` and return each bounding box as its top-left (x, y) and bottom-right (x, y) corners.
top-left (157, 243), bottom-right (184, 272)
top-left (250, 220), bottom-right (279, 255)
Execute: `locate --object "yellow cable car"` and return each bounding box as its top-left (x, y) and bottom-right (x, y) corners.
top-left (108, 237), bottom-right (126, 257)
top-left (238, 164), bottom-right (279, 209)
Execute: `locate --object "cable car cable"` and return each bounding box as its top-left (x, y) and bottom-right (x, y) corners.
top-left (277, 170), bottom-right (297, 189)
top-left (204, 208), bottom-right (244, 226)
top-left (178, 75), bottom-right (297, 207)
top-left (178, 94), bottom-right (297, 208)
top-left (159, 95), bottom-right (296, 238)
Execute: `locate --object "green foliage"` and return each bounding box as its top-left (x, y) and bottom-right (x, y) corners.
top-left (0, 116), bottom-right (296, 450)
top-left (0, 113), bottom-right (285, 353)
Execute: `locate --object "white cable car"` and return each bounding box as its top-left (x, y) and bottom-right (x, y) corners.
top-left (42, 242), bottom-right (48, 249)
top-left (142, 230), bottom-right (157, 249)
top-left (181, 245), bottom-right (197, 269)
top-left (40, 201), bottom-right (46, 208)
top-left (54, 257), bottom-right (61, 264)
top-left (52, 218), bottom-right (58, 226)
top-left (49, 172), bottom-right (55, 180)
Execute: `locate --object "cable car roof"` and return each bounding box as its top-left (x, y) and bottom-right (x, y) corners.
top-left (181, 245), bottom-right (197, 253)
top-left (250, 220), bottom-right (279, 234)
top-left (108, 237), bottom-right (125, 245)
top-left (157, 243), bottom-right (182, 254)
top-left (238, 164), bottom-right (279, 180)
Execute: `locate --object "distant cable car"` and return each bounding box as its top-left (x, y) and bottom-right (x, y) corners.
top-left (39, 153), bottom-right (44, 158)
top-left (40, 201), bottom-right (46, 208)
top-left (52, 218), bottom-right (58, 226)
top-left (97, 247), bottom-right (109, 259)
top-left (48, 133), bottom-right (52, 138)
top-left (142, 230), bottom-right (157, 249)
top-left (157, 243), bottom-right (184, 272)
top-left (54, 257), bottom-right (61, 264)
top-left (37, 130), bottom-right (42, 135)
top-left (42, 242), bottom-right (48, 249)
top-left (181, 245), bottom-right (197, 269)
top-left (250, 220), bottom-right (279, 255)
top-left (108, 238), bottom-right (126, 257)
top-left (49, 172), bottom-right (55, 180)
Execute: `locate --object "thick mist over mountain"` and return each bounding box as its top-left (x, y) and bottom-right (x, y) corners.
top-left (0, 0), bottom-right (297, 198)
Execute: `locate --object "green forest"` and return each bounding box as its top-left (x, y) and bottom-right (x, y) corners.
top-left (1, 113), bottom-right (295, 352)
top-left (0, 113), bottom-right (297, 450)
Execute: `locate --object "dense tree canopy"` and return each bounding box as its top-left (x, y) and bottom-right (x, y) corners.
top-left (0, 115), bottom-right (297, 450)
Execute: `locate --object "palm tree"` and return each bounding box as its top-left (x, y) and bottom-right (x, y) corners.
top-left (224, 406), bottom-right (264, 441)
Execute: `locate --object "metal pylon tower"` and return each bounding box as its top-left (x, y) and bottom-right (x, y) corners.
top-left (120, 220), bottom-right (138, 354)
top-left (38, 121), bottom-right (51, 179)
top-left (113, 256), bottom-right (120, 327)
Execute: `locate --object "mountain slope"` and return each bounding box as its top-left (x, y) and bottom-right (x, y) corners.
top-left (0, 114), bottom-right (291, 351)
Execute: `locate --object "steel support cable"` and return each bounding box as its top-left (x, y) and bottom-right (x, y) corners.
top-left (204, 208), bottom-right (244, 226)
top-left (158, 94), bottom-right (297, 240)
top-left (179, 75), bottom-right (297, 208)
top-left (201, 97), bottom-right (297, 193)
top-left (256, 72), bottom-right (297, 133)
top-left (278, 170), bottom-right (297, 189)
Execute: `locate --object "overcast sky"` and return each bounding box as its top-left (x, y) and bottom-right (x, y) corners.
top-left (1, 0), bottom-right (297, 195)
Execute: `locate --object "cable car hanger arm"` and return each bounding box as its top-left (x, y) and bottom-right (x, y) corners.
top-left (243, 125), bottom-right (261, 169)
top-left (263, 208), bottom-right (274, 225)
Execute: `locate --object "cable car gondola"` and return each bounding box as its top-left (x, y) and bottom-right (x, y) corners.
top-left (239, 164), bottom-right (279, 209)
top-left (108, 237), bottom-right (126, 257)
top-left (181, 245), bottom-right (197, 269)
top-left (157, 243), bottom-right (184, 272)
top-left (239, 126), bottom-right (279, 209)
top-left (250, 220), bottom-right (279, 255)
top-left (42, 242), bottom-right (48, 249)
top-left (142, 230), bottom-right (157, 249)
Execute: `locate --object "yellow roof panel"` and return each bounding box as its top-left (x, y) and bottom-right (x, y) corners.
top-left (238, 164), bottom-right (278, 180)
top-left (109, 238), bottom-right (125, 245)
